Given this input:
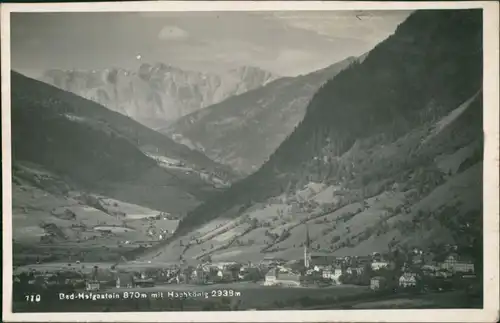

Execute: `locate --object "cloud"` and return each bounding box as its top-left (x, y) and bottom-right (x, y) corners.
top-left (158, 25), bottom-right (189, 40)
top-left (269, 11), bottom-right (411, 44)
top-left (11, 11), bottom-right (413, 78)
top-left (158, 38), bottom-right (272, 72)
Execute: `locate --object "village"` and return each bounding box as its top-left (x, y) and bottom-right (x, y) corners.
top-left (13, 224), bottom-right (480, 307)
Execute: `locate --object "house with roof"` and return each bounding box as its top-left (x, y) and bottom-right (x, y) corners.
top-left (277, 265), bottom-right (292, 273)
top-left (320, 265), bottom-right (334, 279)
top-left (305, 268), bottom-right (315, 276)
top-left (321, 268), bottom-right (333, 280)
top-left (422, 265), bottom-right (440, 277)
top-left (331, 266), bottom-right (344, 284)
top-left (202, 264), bottom-right (218, 273)
top-left (370, 276), bottom-right (386, 290)
top-left (86, 280), bottom-right (100, 291)
top-left (440, 254), bottom-right (475, 273)
top-left (115, 273), bottom-right (133, 289)
top-left (275, 272), bottom-right (301, 287)
top-left (346, 266), bottom-right (365, 276)
top-left (264, 268), bottom-right (278, 286)
top-left (88, 268), bottom-right (115, 285)
top-left (371, 261), bottom-right (390, 271)
top-left (261, 256), bottom-right (278, 267)
top-left (313, 264), bottom-right (328, 272)
top-left (191, 268), bottom-right (206, 284)
top-left (399, 273), bottom-right (418, 288)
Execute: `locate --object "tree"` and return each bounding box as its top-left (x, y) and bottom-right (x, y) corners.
top-left (358, 263), bottom-right (373, 285)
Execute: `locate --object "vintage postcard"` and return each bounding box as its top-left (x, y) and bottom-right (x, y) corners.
top-left (2, 1), bottom-right (499, 322)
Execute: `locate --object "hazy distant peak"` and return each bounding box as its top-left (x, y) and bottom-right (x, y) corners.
top-left (39, 62), bottom-right (278, 126)
top-left (152, 62), bottom-right (178, 72)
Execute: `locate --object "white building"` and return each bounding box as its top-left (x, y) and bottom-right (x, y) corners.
top-left (346, 266), bottom-right (364, 275)
top-left (440, 254), bottom-right (475, 273)
top-left (264, 269), bottom-right (277, 286)
top-left (86, 280), bottom-right (100, 291)
top-left (399, 273), bottom-right (417, 288)
top-left (371, 261), bottom-right (390, 271)
top-left (322, 269), bottom-right (333, 280)
top-left (313, 265), bottom-right (326, 272)
top-left (275, 273), bottom-right (301, 287)
top-left (321, 266), bottom-right (343, 283)
top-left (332, 267), bottom-right (343, 284)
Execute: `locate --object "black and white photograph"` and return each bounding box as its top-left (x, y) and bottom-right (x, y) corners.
top-left (2, 1), bottom-right (499, 322)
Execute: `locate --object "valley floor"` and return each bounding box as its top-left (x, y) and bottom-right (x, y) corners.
top-left (12, 282), bottom-right (480, 312)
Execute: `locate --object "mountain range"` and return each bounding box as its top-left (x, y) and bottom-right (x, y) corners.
top-left (11, 70), bottom-right (254, 264)
top-left (10, 9), bottom-right (484, 273)
top-left (165, 56), bottom-right (360, 174)
top-left (140, 9), bottom-right (483, 269)
top-left (40, 64), bottom-right (276, 129)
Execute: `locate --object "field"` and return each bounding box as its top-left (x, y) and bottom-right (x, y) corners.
top-left (12, 164), bottom-right (181, 266)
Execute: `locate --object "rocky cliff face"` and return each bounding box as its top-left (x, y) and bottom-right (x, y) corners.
top-left (40, 64), bottom-right (276, 128)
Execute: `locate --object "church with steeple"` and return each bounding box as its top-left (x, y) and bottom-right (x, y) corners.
top-left (304, 224), bottom-right (311, 268)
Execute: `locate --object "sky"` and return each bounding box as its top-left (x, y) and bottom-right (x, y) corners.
top-left (11, 10), bottom-right (412, 77)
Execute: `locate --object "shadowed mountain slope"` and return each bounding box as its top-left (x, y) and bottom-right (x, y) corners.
top-left (141, 10), bottom-right (483, 264)
top-left (11, 71), bottom-right (236, 213)
top-left (166, 56), bottom-right (358, 174)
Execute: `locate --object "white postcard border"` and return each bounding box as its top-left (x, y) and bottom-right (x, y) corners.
top-left (2, 1), bottom-right (499, 322)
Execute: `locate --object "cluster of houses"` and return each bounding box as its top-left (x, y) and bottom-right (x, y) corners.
top-left (13, 264), bottom-right (159, 293)
top-left (262, 248), bottom-right (477, 291)
top-left (15, 239), bottom-right (477, 295)
top-left (14, 270), bottom-right (86, 288)
top-left (85, 261), bottom-right (265, 291)
top-left (163, 261), bottom-right (265, 285)
top-left (264, 267), bottom-right (302, 287)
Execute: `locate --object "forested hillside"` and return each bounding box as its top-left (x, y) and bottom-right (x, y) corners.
top-left (12, 72), bottom-right (235, 181)
top-left (11, 72), bottom-right (235, 213)
top-left (172, 9), bottom-right (483, 248)
top-left (166, 56), bottom-right (357, 174)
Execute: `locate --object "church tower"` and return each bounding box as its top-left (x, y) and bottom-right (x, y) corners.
top-left (304, 224), bottom-right (311, 268)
